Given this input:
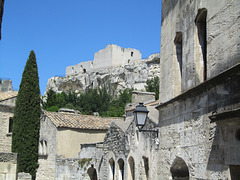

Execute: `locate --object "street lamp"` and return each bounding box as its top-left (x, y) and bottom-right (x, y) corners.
top-left (133, 103), bottom-right (158, 137)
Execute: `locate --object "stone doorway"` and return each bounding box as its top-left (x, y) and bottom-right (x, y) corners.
top-left (170, 157), bottom-right (189, 180)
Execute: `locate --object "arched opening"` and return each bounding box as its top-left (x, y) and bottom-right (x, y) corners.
top-left (195, 8), bottom-right (207, 81)
top-left (83, 68), bottom-right (86, 74)
top-left (142, 156), bottom-right (149, 180)
top-left (118, 159), bottom-right (124, 180)
top-left (128, 157), bottom-right (135, 180)
top-left (109, 158), bottom-right (115, 180)
top-left (87, 165), bottom-right (98, 180)
top-left (170, 157), bottom-right (189, 180)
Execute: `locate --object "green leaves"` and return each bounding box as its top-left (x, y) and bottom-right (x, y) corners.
top-left (42, 87), bottom-right (133, 117)
top-left (12, 50), bottom-right (40, 179)
top-left (146, 76), bottom-right (159, 100)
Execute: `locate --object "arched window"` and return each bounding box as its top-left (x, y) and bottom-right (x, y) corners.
top-left (87, 165), bottom-right (98, 180)
top-left (174, 32), bottom-right (183, 78)
top-left (174, 32), bottom-right (183, 95)
top-left (170, 157), bottom-right (189, 180)
top-left (118, 159), bottom-right (124, 180)
top-left (195, 8), bottom-right (207, 81)
top-left (109, 158), bottom-right (115, 180)
top-left (39, 139), bottom-right (48, 157)
top-left (142, 156), bottom-right (149, 180)
top-left (128, 157), bottom-right (135, 180)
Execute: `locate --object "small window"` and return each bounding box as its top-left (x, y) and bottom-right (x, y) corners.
top-left (195, 8), bottom-right (207, 81)
top-left (8, 117), bottom-right (13, 133)
top-left (39, 140), bottom-right (48, 157)
top-left (83, 69), bottom-right (86, 73)
top-left (235, 128), bottom-right (240, 141)
top-left (174, 32), bottom-right (183, 77)
top-left (131, 52), bottom-right (134, 57)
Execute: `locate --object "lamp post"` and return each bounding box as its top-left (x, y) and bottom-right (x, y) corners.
top-left (133, 103), bottom-right (158, 137)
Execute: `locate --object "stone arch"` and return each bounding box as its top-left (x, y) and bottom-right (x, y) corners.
top-left (170, 157), bottom-right (189, 180)
top-left (128, 156), bottom-right (135, 180)
top-left (87, 165), bottom-right (98, 180)
top-left (117, 158), bottom-right (124, 180)
top-left (109, 158), bottom-right (115, 180)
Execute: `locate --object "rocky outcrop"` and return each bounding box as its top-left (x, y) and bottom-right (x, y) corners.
top-left (45, 46), bottom-right (160, 95)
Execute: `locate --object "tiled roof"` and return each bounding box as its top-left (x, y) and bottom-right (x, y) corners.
top-left (43, 111), bottom-right (123, 130)
top-left (0, 91), bottom-right (18, 101)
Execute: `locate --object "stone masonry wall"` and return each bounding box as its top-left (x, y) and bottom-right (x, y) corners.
top-left (157, 65), bottom-right (240, 179)
top-left (36, 116), bottom-right (57, 180)
top-left (0, 153), bottom-right (18, 180)
top-left (160, 0), bottom-right (240, 103)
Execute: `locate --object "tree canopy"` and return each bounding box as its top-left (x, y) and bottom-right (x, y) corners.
top-left (12, 50), bottom-right (41, 179)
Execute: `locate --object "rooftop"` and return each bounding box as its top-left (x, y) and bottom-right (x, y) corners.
top-left (0, 91), bottom-right (18, 102)
top-left (43, 110), bottom-right (123, 130)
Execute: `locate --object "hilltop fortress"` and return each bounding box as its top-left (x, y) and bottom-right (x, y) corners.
top-left (46, 44), bottom-right (160, 94)
top-left (66, 44), bottom-right (142, 76)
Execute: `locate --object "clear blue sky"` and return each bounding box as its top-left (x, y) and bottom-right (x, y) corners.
top-left (0, 0), bottom-right (161, 95)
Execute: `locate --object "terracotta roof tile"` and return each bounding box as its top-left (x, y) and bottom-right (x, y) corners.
top-left (43, 111), bottom-right (123, 130)
top-left (0, 91), bottom-right (18, 101)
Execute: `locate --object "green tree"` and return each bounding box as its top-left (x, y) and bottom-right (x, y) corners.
top-left (12, 50), bottom-right (41, 179)
top-left (146, 76), bottom-right (159, 100)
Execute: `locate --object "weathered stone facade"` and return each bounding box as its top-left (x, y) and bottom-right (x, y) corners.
top-left (156, 0), bottom-right (240, 179)
top-left (0, 153), bottom-right (18, 180)
top-left (0, 91), bottom-right (17, 153)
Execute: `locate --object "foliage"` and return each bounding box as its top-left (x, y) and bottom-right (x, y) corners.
top-left (12, 50), bottom-right (41, 179)
top-left (146, 76), bottom-right (159, 100)
top-left (42, 87), bottom-right (132, 117)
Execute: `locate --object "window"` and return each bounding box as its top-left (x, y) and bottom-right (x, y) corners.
top-left (109, 158), bottom-right (115, 180)
top-left (195, 8), bottom-right (207, 81)
top-left (131, 52), bottom-right (134, 57)
top-left (8, 117), bottom-right (13, 133)
top-left (174, 32), bottom-right (183, 77)
top-left (118, 159), bottom-right (124, 180)
top-left (143, 156), bottom-right (149, 179)
top-left (39, 140), bottom-right (48, 157)
top-left (128, 157), bottom-right (135, 180)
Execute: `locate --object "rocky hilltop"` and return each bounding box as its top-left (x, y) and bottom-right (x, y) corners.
top-left (45, 44), bottom-right (160, 95)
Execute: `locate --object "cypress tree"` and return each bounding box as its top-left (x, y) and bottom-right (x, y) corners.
top-left (12, 50), bottom-right (41, 179)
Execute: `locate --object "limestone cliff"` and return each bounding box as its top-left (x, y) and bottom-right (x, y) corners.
top-left (45, 45), bottom-right (160, 95)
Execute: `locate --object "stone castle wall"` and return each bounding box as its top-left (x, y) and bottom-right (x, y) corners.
top-left (65, 44), bottom-right (142, 77)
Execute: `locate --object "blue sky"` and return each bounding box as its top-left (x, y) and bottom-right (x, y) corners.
top-left (0, 0), bottom-right (161, 95)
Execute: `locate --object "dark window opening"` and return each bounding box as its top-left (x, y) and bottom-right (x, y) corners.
top-left (174, 32), bottom-right (183, 77)
top-left (83, 68), bottom-right (86, 74)
top-left (195, 8), bottom-right (207, 81)
top-left (131, 52), bottom-right (134, 57)
top-left (143, 156), bottom-right (149, 179)
top-left (235, 128), bottom-right (240, 141)
top-left (8, 117), bottom-right (13, 133)
top-left (118, 159), bottom-right (124, 180)
top-left (87, 165), bottom-right (98, 180)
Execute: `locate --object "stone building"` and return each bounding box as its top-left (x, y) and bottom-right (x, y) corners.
top-left (36, 110), bottom-right (123, 180)
top-left (156, 0), bottom-right (240, 179)
top-left (95, 91), bottom-right (159, 180)
top-left (0, 90), bottom-right (17, 152)
top-left (65, 44), bottom-right (142, 76)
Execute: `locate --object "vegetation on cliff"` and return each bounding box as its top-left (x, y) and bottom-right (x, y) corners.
top-left (12, 50), bottom-right (41, 179)
top-left (42, 88), bottom-right (133, 117)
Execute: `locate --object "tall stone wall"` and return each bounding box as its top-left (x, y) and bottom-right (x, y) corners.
top-left (157, 65), bottom-right (240, 179)
top-left (36, 116), bottom-right (57, 180)
top-left (160, 0), bottom-right (240, 103)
